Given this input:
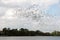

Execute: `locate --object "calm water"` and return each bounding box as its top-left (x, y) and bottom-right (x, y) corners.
top-left (0, 36), bottom-right (60, 40)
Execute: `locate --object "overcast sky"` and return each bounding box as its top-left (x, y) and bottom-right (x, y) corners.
top-left (0, 0), bottom-right (60, 32)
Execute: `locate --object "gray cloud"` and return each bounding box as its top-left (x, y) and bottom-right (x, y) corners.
top-left (0, 0), bottom-right (60, 32)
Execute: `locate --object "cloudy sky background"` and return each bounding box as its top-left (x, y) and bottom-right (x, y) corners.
top-left (0, 0), bottom-right (60, 32)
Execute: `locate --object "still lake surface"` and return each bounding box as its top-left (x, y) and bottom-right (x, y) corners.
top-left (0, 36), bottom-right (60, 40)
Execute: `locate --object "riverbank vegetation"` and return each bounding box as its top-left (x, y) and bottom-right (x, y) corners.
top-left (0, 28), bottom-right (60, 36)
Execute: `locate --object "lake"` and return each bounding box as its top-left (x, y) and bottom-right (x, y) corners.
top-left (0, 36), bottom-right (60, 40)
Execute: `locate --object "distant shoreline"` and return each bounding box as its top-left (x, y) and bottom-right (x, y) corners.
top-left (0, 28), bottom-right (60, 36)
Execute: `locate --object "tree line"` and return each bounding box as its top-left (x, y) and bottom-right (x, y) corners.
top-left (0, 28), bottom-right (60, 36)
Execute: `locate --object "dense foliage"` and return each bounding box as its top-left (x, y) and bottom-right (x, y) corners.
top-left (0, 28), bottom-right (60, 36)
